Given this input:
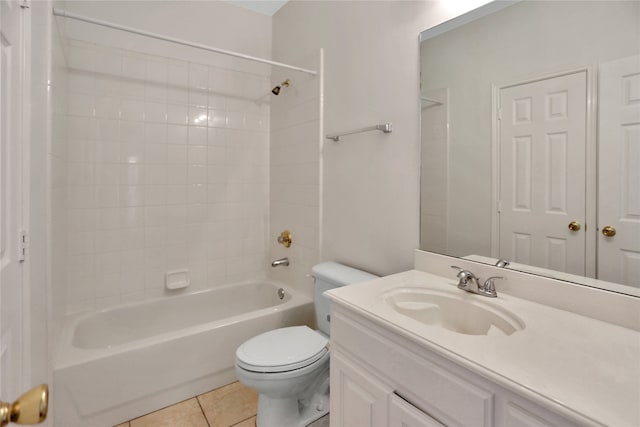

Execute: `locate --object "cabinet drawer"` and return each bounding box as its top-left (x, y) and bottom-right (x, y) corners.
top-left (332, 309), bottom-right (494, 427)
top-left (390, 394), bottom-right (445, 427)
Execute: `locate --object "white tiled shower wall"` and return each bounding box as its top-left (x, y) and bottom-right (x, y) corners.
top-left (268, 53), bottom-right (322, 297)
top-left (62, 40), bottom-right (270, 314)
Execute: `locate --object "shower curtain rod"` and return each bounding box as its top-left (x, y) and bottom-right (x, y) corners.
top-left (52, 8), bottom-right (318, 76)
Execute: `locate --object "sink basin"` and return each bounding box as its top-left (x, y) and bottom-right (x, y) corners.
top-left (385, 288), bottom-right (525, 336)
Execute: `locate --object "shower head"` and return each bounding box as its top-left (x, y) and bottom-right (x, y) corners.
top-left (271, 79), bottom-right (290, 95)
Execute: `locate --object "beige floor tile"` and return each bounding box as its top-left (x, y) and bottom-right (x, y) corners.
top-left (309, 414), bottom-right (330, 427)
top-left (198, 381), bottom-right (258, 427)
top-left (231, 416), bottom-right (256, 427)
top-left (130, 398), bottom-right (208, 427)
top-left (114, 423), bottom-right (130, 427)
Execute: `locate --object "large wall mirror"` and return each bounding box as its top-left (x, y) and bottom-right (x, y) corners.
top-left (419, 1), bottom-right (639, 295)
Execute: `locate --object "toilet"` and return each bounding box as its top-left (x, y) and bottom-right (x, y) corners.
top-left (235, 262), bottom-right (377, 427)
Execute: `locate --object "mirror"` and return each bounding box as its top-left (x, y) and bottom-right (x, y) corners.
top-left (419, 1), bottom-right (640, 295)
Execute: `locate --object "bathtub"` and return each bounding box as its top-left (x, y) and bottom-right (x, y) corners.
top-left (53, 281), bottom-right (314, 427)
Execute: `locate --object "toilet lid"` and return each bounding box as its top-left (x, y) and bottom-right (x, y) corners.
top-left (236, 326), bottom-right (328, 373)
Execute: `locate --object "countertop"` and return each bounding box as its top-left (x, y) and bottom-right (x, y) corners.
top-left (326, 269), bottom-right (640, 427)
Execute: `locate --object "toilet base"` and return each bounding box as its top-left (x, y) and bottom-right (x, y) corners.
top-left (256, 385), bottom-right (329, 427)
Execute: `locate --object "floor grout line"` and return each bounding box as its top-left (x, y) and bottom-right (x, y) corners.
top-left (230, 414), bottom-right (257, 427)
top-left (195, 395), bottom-right (211, 427)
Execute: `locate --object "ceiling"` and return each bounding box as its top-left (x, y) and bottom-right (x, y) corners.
top-left (224, 0), bottom-right (289, 16)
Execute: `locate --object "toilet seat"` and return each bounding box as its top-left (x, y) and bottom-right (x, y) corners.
top-left (236, 326), bottom-right (328, 373)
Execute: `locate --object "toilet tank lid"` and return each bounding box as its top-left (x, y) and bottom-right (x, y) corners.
top-left (312, 262), bottom-right (378, 286)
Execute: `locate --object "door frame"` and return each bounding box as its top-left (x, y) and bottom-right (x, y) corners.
top-left (1, 0), bottom-right (32, 395)
top-left (490, 65), bottom-right (597, 278)
top-left (19, 0), bottom-right (32, 389)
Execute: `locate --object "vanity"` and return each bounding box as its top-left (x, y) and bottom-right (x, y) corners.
top-left (326, 251), bottom-right (640, 427)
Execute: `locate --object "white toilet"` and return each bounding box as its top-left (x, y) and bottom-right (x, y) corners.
top-left (235, 262), bottom-right (377, 427)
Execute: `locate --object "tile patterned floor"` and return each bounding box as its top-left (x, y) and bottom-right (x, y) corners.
top-left (114, 382), bottom-right (258, 427)
top-left (114, 381), bottom-right (329, 427)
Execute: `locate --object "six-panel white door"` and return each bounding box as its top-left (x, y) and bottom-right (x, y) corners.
top-left (0, 0), bottom-right (25, 402)
top-left (498, 71), bottom-right (588, 276)
top-left (598, 55), bottom-right (640, 287)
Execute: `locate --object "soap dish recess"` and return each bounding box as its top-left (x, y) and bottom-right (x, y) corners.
top-left (166, 269), bottom-right (189, 290)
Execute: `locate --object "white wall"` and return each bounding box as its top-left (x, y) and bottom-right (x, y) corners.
top-left (29, 0), bottom-right (58, 407)
top-left (60, 1), bottom-right (272, 72)
top-left (45, 0), bottom-right (502, 309)
top-left (53, 1), bottom-right (273, 313)
top-left (273, 0), bottom-right (485, 277)
top-left (267, 52), bottom-right (322, 297)
top-left (49, 0), bottom-right (69, 340)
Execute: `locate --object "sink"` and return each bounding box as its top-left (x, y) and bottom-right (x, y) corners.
top-left (384, 288), bottom-right (525, 336)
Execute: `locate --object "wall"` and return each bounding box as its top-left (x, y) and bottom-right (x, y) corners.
top-left (273, 0), bottom-right (487, 277)
top-left (59, 40), bottom-right (270, 313)
top-left (61, 1), bottom-right (271, 71)
top-left (48, 0), bottom-right (69, 342)
top-left (53, 1), bottom-right (273, 314)
top-left (47, 0), bottom-right (497, 309)
top-left (267, 52), bottom-right (322, 296)
top-left (420, 1), bottom-right (640, 258)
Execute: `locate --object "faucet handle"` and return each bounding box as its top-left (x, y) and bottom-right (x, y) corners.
top-left (451, 266), bottom-right (475, 289)
top-left (451, 266), bottom-right (476, 278)
top-left (481, 276), bottom-right (504, 297)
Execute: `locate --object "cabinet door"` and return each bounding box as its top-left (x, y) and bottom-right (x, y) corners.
top-left (389, 394), bottom-right (445, 427)
top-left (330, 349), bottom-right (391, 427)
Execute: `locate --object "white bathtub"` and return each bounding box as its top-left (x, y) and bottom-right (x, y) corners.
top-left (53, 281), bottom-right (314, 427)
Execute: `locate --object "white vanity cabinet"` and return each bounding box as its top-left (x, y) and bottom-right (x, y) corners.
top-left (329, 305), bottom-right (584, 427)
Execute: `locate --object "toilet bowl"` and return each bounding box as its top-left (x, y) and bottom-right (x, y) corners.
top-left (235, 262), bottom-right (377, 427)
top-left (236, 326), bottom-right (330, 427)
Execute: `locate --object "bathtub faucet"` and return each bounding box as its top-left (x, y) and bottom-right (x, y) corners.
top-left (271, 257), bottom-right (290, 267)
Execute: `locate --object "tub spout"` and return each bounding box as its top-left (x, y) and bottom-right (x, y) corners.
top-left (271, 257), bottom-right (290, 267)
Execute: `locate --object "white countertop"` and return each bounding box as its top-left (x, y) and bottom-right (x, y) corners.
top-left (326, 269), bottom-right (640, 427)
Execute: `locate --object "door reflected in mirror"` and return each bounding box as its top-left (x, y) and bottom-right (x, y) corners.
top-left (419, 1), bottom-right (640, 294)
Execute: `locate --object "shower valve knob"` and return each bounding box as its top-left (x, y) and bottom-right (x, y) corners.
top-left (277, 230), bottom-right (292, 248)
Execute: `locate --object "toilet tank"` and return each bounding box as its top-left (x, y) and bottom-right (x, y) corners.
top-left (312, 262), bottom-right (378, 336)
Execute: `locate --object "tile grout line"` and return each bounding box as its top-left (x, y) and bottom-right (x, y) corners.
top-left (195, 395), bottom-right (212, 427)
top-left (230, 414), bottom-right (257, 427)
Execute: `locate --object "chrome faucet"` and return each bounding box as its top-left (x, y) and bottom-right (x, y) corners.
top-left (451, 266), bottom-right (503, 298)
top-left (271, 257), bottom-right (290, 267)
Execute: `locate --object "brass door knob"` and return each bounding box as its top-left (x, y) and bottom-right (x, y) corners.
top-left (602, 226), bottom-right (616, 237)
top-left (0, 384), bottom-right (48, 426)
top-left (568, 221), bottom-right (581, 231)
